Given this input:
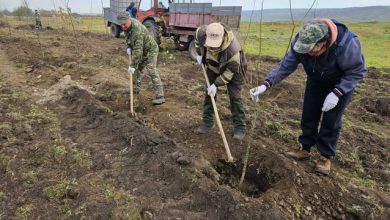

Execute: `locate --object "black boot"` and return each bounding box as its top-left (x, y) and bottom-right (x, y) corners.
top-left (196, 92), bottom-right (215, 134)
top-left (195, 123), bottom-right (213, 134)
top-left (230, 97), bottom-right (246, 140)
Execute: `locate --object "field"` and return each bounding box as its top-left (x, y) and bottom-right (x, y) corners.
top-left (0, 16), bottom-right (389, 219)
top-left (4, 16), bottom-right (390, 67)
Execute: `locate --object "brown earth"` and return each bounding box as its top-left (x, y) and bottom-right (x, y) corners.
top-left (0, 26), bottom-right (389, 219)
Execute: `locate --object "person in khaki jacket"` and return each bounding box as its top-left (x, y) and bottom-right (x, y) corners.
top-left (195, 23), bottom-right (246, 141)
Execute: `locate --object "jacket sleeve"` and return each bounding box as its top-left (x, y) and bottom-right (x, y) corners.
top-left (124, 33), bottom-right (130, 49)
top-left (195, 28), bottom-right (205, 56)
top-left (129, 32), bottom-right (144, 69)
top-left (333, 37), bottom-right (367, 96)
top-left (263, 50), bottom-right (299, 87)
top-left (214, 53), bottom-right (240, 86)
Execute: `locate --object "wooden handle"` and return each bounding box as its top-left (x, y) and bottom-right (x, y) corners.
top-left (129, 55), bottom-right (134, 116)
top-left (201, 64), bottom-right (234, 162)
top-left (130, 73), bottom-right (134, 115)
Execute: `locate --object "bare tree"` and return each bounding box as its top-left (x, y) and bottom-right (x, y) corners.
top-left (62, 0), bottom-right (80, 54)
top-left (100, 0), bottom-right (108, 34)
top-left (21, 0), bottom-right (32, 23)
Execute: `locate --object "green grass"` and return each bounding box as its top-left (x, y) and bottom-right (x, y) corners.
top-left (2, 16), bottom-right (389, 67)
top-left (239, 21), bottom-right (390, 68)
top-left (43, 180), bottom-right (78, 203)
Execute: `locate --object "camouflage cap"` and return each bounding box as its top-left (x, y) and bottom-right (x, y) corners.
top-left (117, 12), bottom-right (130, 25)
top-left (293, 20), bottom-right (329, 54)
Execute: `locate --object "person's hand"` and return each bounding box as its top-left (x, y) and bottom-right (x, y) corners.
top-left (322, 92), bottom-right (339, 112)
top-left (128, 66), bottom-right (135, 74)
top-left (126, 48), bottom-right (132, 55)
top-left (196, 55), bottom-right (202, 65)
top-left (208, 84), bottom-right (217, 97)
top-left (249, 85), bottom-right (267, 102)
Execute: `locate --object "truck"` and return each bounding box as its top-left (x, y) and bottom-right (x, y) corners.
top-left (103, 0), bottom-right (242, 60)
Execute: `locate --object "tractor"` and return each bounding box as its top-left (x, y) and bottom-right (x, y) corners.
top-left (103, 0), bottom-right (241, 60)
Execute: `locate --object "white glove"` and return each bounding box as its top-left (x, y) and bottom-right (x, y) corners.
top-left (207, 84), bottom-right (217, 97)
top-left (126, 48), bottom-right (132, 55)
top-left (196, 55), bottom-right (202, 65)
top-left (322, 92), bottom-right (339, 112)
top-left (128, 66), bottom-right (135, 74)
top-left (249, 85), bottom-right (267, 102)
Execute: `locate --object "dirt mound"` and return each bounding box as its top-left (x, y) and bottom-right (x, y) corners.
top-left (42, 78), bottom-right (280, 219)
top-left (361, 97), bottom-right (390, 117)
top-left (38, 75), bottom-right (95, 104)
top-left (15, 24), bottom-right (35, 30)
top-left (0, 20), bottom-right (9, 28)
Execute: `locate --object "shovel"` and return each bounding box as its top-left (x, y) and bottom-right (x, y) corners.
top-left (129, 54), bottom-right (136, 117)
top-left (201, 64), bottom-right (234, 162)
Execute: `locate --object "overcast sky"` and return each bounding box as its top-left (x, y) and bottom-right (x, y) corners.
top-left (0, 0), bottom-right (389, 13)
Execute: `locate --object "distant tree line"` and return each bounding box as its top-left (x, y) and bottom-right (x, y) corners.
top-left (0, 6), bottom-right (80, 18)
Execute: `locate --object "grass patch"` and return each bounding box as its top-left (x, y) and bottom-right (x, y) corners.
top-left (0, 154), bottom-right (10, 165)
top-left (0, 191), bottom-right (6, 202)
top-left (239, 21), bottom-right (390, 68)
top-left (53, 145), bottom-right (67, 161)
top-left (15, 204), bottom-right (34, 220)
top-left (23, 170), bottom-right (38, 185)
top-left (43, 180), bottom-right (79, 203)
top-left (27, 105), bottom-right (49, 122)
top-left (102, 182), bottom-right (141, 219)
top-left (294, 203), bottom-right (302, 216)
top-left (72, 147), bottom-right (92, 168)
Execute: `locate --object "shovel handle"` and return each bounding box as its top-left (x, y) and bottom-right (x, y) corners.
top-left (129, 55), bottom-right (135, 116)
top-left (201, 64), bottom-right (234, 162)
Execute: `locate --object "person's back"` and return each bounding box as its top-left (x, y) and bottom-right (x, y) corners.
top-left (126, 2), bottom-right (137, 19)
top-left (34, 10), bottom-right (42, 29)
top-left (125, 19), bottom-right (158, 58)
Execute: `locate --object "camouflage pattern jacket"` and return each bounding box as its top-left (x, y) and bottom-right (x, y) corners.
top-left (125, 19), bottom-right (159, 69)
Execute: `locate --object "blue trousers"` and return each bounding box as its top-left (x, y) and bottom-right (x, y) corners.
top-left (298, 81), bottom-right (353, 158)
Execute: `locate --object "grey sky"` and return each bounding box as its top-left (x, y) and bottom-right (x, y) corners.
top-left (0, 0), bottom-right (389, 13)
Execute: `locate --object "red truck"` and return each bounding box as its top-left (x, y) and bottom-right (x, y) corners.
top-left (104, 0), bottom-right (242, 60)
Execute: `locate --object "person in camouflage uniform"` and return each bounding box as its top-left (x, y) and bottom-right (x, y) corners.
top-left (117, 12), bottom-right (165, 105)
top-left (195, 23), bottom-right (246, 141)
top-left (34, 10), bottom-right (42, 29)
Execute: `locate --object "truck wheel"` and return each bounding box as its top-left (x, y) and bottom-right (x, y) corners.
top-left (188, 39), bottom-right (197, 61)
top-left (174, 36), bottom-right (189, 51)
top-left (143, 20), bottom-right (161, 46)
top-left (111, 23), bottom-right (121, 38)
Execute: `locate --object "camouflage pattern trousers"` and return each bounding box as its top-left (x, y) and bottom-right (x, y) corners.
top-left (134, 55), bottom-right (164, 97)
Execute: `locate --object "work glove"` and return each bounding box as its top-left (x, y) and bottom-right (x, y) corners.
top-left (208, 84), bottom-right (217, 97)
top-left (128, 66), bottom-right (135, 74)
top-left (196, 55), bottom-right (202, 65)
top-left (126, 48), bottom-right (132, 55)
top-left (249, 85), bottom-right (267, 102)
top-left (322, 92), bottom-right (339, 112)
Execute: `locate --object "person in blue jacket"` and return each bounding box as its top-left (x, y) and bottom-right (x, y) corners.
top-left (250, 19), bottom-right (367, 175)
top-left (126, 2), bottom-right (137, 19)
